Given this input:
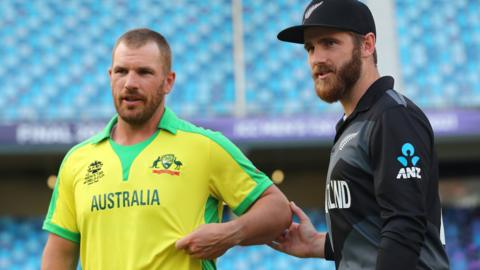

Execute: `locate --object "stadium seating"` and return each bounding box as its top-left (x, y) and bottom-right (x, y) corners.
top-left (0, 217), bottom-right (46, 270)
top-left (395, 0), bottom-right (480, 108)
top-left (1, 0), bottom-right (479, 122)
top-left (0, 0), bottom-right (235, 121)
top-left (1, 208), bottom-right (479, 269)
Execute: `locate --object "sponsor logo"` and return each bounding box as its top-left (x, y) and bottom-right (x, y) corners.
top-left (325, 180), bottom-right (351, 212)
top-left (84, 160), bottom-right (104, 185)
top-left (151, 154), bottom-right (183, 176)
top-left (304, 1), bottom-right (323, 20)
top-left (396, 143), bottom-right (422, 179)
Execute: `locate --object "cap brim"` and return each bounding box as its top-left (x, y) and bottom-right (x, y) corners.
top-left (278, 24), bottom-right (369, 44)
top-left (277, 25), bottom-right (306, 44)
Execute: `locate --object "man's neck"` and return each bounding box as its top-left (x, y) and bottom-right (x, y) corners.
top-left (341, 66), bottom-right (380, 117)
top-left (112, 107), bottom-right (164, 145)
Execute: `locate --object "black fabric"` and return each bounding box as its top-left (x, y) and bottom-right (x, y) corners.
top-left (324, 233), bottom-right (335, 260)
top-left (324, 76), bottom-right (449, 269)
top-left (278, 0), bottom-right (376, 44)
top-left (376, 237), bottom-right (418, 270)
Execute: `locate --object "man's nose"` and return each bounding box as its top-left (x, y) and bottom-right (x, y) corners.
top-left (124, 72), bottom-right (139, 89)
top-left (309, 47), bottom-right (328, 65)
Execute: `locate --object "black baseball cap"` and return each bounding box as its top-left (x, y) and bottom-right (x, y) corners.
top-left (277, 0), bottom-right (376, 44)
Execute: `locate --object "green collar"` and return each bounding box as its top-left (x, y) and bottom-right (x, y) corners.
top-left (91, 107), bottom-right (179, 144)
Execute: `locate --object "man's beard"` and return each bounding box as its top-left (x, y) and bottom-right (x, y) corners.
top-left (114, 84), bottom-right (164, 126)
top-left (312, 47), bottom-right (362, 103)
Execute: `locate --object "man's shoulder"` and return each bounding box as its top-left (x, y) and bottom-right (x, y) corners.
top-left (173, 117), bottom-right (231, 146)
top-left (373, 89), bottom-right (427, 118)
top-left (62, 132), bottom-right (105, 164)
top-left (369, 89), bottom-right (433, 134)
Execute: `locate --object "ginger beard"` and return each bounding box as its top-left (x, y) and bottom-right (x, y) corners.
top-left (113, 80), bottom-right (165, 126)
top-left (312, 46), bottom-right (362, 103)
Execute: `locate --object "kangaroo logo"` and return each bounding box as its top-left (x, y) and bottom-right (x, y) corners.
top-left (151, 154), bottom-right (183, 176)
top-left (396, 143), bottom-right (421, 180)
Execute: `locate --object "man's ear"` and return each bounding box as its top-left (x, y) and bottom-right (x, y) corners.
top-left (163, 71), bottom-right (176, 95)
top-left (362, 32), bottom-right (376, 59)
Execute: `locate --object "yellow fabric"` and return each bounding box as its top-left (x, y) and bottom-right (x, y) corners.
top-left (43, 108), bottom-right (272, 270)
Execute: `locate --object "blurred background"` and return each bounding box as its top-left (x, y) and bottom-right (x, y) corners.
top-left (0, 0), bottom-right (479, 269)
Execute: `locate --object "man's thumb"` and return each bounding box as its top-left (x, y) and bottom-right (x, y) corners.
top-left (175, 236), bottom-right (189, 250)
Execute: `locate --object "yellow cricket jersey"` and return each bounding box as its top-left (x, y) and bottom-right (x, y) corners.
top-left (43, 108), bottom-right (273, 270)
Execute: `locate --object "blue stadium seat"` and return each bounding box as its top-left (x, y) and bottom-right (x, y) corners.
top-left (1, 0), bottom-right (479, 121)
top-left (395, 0), bottom-right (480, 109)
top-left (1, 207), bottom-right (480, 269)
top-left (0, 0), bottom-right (235, 121)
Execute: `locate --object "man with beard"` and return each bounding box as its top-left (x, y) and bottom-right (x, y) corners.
top-left (41, 28), bottom-right (291, 270)
top-left (270, 0), bottom-right (450, 269)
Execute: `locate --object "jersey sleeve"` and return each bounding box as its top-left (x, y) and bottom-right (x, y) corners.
top-left (370, 106), bottom-right (433, 267)
top-left (207, 132), bottom-right (272, 216)
top-left (43, 153), bottom-right (80, 243)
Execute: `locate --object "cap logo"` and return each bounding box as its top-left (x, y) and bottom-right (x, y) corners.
top-left (304, 1), bottom-right (324, 20)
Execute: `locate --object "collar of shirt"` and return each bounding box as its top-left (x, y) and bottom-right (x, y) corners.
top-left (91, 107), bottom-right (179, 144)
top-left (335, 76), bottom-right (395, 138)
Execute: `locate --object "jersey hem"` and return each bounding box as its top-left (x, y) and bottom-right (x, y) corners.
top-left (43, 222), bottom-right (80, 244)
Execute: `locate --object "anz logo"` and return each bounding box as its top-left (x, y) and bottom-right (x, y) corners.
top-left (396, 143), bottom-right (422, 180)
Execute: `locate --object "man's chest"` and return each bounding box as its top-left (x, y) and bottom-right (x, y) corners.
top-left (71, 144), bottom-right (212, 224)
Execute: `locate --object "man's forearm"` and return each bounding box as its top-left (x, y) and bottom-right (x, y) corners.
top-left (232, 185), bottom-right (291, 246)
top-left (42, 234), bottom-right (79, 270)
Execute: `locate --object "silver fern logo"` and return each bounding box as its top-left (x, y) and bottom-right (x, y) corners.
top-left (339, 132), bottom-right (358, 151)
top-left (304, 1), bottom-right (324, 20)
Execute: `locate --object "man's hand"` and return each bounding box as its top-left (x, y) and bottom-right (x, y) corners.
top-left (268, 202), bottom-right (326, 258)
top-left (175, 222), bottom-right (241, 259)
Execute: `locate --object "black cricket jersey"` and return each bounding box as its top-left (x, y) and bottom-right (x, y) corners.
top-left (324, 76), bottom-right (450, 269)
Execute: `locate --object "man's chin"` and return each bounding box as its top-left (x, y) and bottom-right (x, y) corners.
top-left (118, 112), bottom-right (148, 125)
top-left (315, 87), bottom-right (340, 104)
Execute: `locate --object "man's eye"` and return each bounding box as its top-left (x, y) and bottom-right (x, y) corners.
top-left (139, 70), bottom-right (153, 75)
top-left (324, 40), bottom-right (336, 47)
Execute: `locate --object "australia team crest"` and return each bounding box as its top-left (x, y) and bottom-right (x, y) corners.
top-left (151, 154), bottom-right (183, 176)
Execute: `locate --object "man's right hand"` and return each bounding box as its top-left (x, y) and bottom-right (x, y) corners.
top-left (268, 202), bottom-right (326, 258)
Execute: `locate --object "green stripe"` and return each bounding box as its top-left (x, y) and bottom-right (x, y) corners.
top-left (43, 222), bottom-right (80, 243)
top-left (202, 196), bottom-right (220, 270)
top-left (174, 119), bottom-right (270, 185)
top-left (175, 120), bottom-right (273, 215)
top-left (204, 195), bottom-right (220, 224)
top-left (43, 137), bottom-right (95, 233)
top-left (201, 259), bottom-right (216, 270)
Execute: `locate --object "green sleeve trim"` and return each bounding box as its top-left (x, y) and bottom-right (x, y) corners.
top-left (233, 180), bottom-right (273, 216)
top-left (201, 259), bottom-right (216, 270)
top-left (43, 222), bottom-right (80, 244)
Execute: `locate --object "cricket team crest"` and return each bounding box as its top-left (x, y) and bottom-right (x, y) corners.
top-left (84, 160), bottom-right (105, 185)
top-left (151, 154), bottom-right (183, 176)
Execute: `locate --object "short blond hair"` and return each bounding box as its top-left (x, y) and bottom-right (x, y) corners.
top-left (112, 28), bottom-right (172, 73)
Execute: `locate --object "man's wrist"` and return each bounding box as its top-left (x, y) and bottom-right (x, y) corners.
top-left (225, 219), bottom-right (244, 246)
top-left (309, 232), bottom-right (326, 258)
